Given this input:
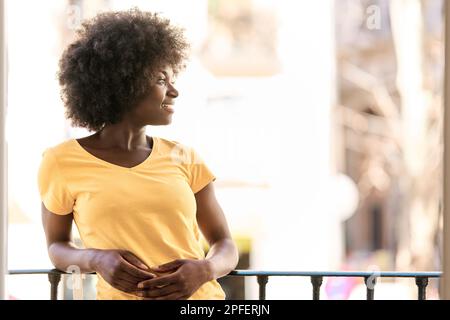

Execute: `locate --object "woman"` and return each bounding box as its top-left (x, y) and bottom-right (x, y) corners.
top-left (37, 8), bottom-right (239, 300)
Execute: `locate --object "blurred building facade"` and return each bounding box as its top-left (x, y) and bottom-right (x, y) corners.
top-left (5, 0), bottom-right (444, 300)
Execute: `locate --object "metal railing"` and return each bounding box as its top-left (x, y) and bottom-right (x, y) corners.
top-left (8, 269), bottom-right (442, 300)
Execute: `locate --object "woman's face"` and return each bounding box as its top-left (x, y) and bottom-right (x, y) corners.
top-left (132, 65), bottom-right (179, 126)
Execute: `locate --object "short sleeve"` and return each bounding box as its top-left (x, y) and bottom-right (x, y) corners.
top-left (37, 148), bottom-right (75, 215)
top-left (186, 146), bottom-right (216, 194)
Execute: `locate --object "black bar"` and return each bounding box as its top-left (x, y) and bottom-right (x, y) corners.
top-left (257, 275), bottom-right (269, 300)
top-left (48, 270), bottom-right (62, 300)
top-left (311, 276), bottom-right (323, 300)
top-left (415, 277), bottom-right (429, 300)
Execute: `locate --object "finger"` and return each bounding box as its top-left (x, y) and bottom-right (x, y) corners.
top-left (114, 271), bottom-right (151, 292)
top-left (117, 266), bottom-right (155, 283)
top-left (113, 284), bottom-right (132, 294)
top-left (154, 259), bottom-right (184, 272)
top-left (119, 256), bottom-right (157, 280)
top-left (137, 273), bottom-right (178, 290)
top-left (120, 251), bottom-right (150, 271)
top-left (144, 266), bottom-right (166, 275)
top-left (116, 270), bottom-right (147, 289)
top-left (137, 274), bottom-right (177, 290)
top-left (111, 279), bottom-right (138, 294)
top-left (137, 284), bottom-right (179, 298)
top-left (116, 273), bottom-right (138, 286)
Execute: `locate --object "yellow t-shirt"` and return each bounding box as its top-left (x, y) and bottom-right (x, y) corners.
top-left (37, 136), bottom-right (226, 300)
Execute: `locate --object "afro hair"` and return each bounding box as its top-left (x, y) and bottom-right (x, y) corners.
top-left (57, 8), bottom-right (190, 132)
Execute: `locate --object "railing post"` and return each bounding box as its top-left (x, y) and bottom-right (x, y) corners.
top-left (48, 270), bottom-right (61, 300)
top-left (311, 276), bottom-right (323, 300)
top-left (415, 277), bottom-right (429, 300)
top-left (257, 275), bottom-right (268, 300)
top-left (364, 276), bottom-right (376, 300)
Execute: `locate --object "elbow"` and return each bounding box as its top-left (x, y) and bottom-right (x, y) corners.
top-left (233, 241), bottom-right (240, 269)
top-left (47, 242), bottom-right (61, 269)
top-left (225, 237), bottom-right (240, 270)
top-left (47, 241), bottom-right (70, 270)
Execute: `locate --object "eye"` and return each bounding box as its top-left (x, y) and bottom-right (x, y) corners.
top-left (157, 78), bottom-right (167, 85)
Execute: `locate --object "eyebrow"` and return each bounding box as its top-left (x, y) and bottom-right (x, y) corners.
top-left (160, 70), bottom-right (172, 77)
top-left (159, 70), bottom-right (176, 79)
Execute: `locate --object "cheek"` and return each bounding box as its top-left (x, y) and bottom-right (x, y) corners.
top-left (139, 93), bottom-right (164, 109)
top-left (133, 86), bottom-right (166, 115)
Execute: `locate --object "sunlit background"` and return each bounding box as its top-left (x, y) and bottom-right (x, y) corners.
top-left (5, 0), bottom-right (444, 299)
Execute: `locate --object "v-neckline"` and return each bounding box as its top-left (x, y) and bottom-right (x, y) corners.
top-left (72, 136), bottom-right (158, 171)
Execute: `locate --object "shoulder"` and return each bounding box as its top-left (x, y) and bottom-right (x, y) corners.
top-left (155, 136), bottom-right (200, 165)
top-left (156, 136), bottom-right (194, 153)
top-left (38, 140), bottom-right (74, 179)
top-left (156, 136), bottom-right (188, 148)
top-left (40, 139), bottom-right (78, 163)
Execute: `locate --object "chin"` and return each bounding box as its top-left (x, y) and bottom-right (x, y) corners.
top-left (148, 118), bottom-right (172, 126)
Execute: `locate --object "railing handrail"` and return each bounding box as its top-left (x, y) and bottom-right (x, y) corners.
top-left (230, 270), bottom-right (442, 278)
top-left (8, 269), bottom-right (95, 275)
top-left (7, 269), bottom-right (443, 278)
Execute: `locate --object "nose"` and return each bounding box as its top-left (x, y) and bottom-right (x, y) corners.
top-left (167, 83), bottom-right (178, 98)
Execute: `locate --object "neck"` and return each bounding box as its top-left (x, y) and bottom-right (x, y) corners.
top-left (94, 123), bottom-right (150, 151)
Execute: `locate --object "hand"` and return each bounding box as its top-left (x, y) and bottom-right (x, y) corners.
top-left (92, 249), bottom-right (157, 294)
top-left (135, 259), bottom-right (211, 300)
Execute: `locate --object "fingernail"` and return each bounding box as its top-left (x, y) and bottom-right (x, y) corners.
top-left (138, 283), bottom-right (144, 289)
top-left (140, 264), bottom-right (149, 270)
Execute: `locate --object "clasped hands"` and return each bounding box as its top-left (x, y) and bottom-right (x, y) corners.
top-left (94, 249), bottom-right (211, 300)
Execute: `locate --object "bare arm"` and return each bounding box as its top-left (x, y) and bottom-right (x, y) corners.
top-left (41, 202), bottom-right (156, 293)
top-left (41, 202), bottom-right (99, 272)
top-left (195, 182), bottom-right (239, 281)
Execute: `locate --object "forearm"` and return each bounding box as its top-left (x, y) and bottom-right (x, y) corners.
top-left (204, 238), bottom-right (239, 281)
top-left (48, 241), bottom-right (101, 273)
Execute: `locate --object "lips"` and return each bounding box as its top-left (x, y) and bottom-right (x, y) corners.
top-left (161, 103), bottom-right (175, 113)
